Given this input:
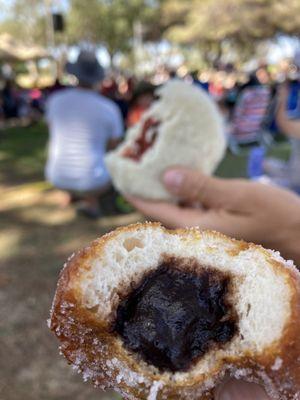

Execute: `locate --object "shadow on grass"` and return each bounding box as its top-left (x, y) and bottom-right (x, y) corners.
top-left (0, 189), bottom-right (133, 400)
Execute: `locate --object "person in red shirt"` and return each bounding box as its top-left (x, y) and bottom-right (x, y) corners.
top-left (127, 81), bottom-right (156, 127)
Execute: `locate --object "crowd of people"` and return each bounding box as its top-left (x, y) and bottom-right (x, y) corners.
top-left (2, 49), bottom-right (300, 213)
top-left (40, 49), bottom-right (300, 216)
top-left (0, 79), bottom-right (44, 123)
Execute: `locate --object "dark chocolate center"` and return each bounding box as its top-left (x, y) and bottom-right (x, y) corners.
top-left (114, 261), bottom-right (237, 372)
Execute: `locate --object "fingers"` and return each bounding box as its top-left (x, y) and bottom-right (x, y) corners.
top-left (277, 83), bottom-right (289, 100)
top-left (163, 167), bottom-right (253, 212)
top-left (125, 195), bottom-right (206, 229)
top-left (215, 379), bottom-right (271, 400)
top-left (125, 195), bottom-right (251, 237)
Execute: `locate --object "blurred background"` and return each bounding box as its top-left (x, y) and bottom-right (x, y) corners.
top-left (1, 1), bottom-right (300, 399)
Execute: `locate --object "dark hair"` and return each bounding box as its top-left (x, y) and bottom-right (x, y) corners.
top-left (130, 81), bottom-right (156, 105)
top-left (78, 80), bottom-right (94, 89)
top-left (247, 73), bottom-right (260, 87)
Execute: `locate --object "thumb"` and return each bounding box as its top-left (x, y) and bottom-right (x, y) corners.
top-left (163, 167), bottom-right (246, 209)
top-left (215, 379), bottom-right (271, 400)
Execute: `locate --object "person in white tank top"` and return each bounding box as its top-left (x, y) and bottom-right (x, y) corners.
top-left (45, 50), bottom-right (123, 218)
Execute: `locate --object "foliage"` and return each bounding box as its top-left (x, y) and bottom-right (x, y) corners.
top-left (0, 0), bottom-right (47, 45)
top-left (161, 0), bottom-right (300, 61)
top-left (0, 0), bottom-right (300, 66)
top-left (0, 0), bottom-right (161, 63)
top-left (67, 0), bottom-right (161, 61)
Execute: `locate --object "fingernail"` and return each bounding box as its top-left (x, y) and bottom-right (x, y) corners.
top-left (163, 170), bottom-right (184, 191)
top-left (217, 391), bottom-right (231, 400)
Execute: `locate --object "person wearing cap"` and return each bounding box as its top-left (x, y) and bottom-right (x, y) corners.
top-left (45, 50), bottom-right (123, 218)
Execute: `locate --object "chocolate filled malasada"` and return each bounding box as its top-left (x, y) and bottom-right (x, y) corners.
top-left (115, 262), bottom-right (237, 372)
top-left (50, 223), bottom-right (300, 400)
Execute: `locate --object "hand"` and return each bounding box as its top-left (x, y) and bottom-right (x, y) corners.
top-left (126, 167), bottom-right (300, 266)
top-left (215, 378), bottom-right (271, 400)
top-left (126, 167), bottom-right (300, 399)
top-left (277, 83), bottom-right (289, 107)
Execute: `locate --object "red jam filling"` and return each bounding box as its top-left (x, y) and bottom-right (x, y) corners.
top-left (123, 117), bottom-right (160, 161)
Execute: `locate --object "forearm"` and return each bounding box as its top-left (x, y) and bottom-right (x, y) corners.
top-left (276, 105), bottom-right (300, 139)
top-left (283, 234), bottom-right (300, 267)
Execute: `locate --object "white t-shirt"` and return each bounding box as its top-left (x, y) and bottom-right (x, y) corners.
top-left (45, 88), bottom-right (123, 191)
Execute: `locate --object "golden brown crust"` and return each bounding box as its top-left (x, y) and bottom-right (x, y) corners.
top-left (50, 222), bottom-right (300, 399)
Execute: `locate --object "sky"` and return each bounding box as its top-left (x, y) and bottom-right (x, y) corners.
top-left (0, 0), bottom-right (69, 21)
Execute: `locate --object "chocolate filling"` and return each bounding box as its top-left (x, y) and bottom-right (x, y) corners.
top-left (122, 117), bottom-right (160, 161)
top-left (114, 260), bottom-right (237, 372)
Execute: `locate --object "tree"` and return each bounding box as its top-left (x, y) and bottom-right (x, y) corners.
top-left (0, 0), bottom-right (161, 66)
top-left (0, 0), bottom-right (47, 46)
top-left (161, 0), bottom-right (300, 63)
top-left (67, 0), bottom-right (161, 65)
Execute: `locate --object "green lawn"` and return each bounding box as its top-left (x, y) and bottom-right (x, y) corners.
top-left (0, 122), bottom-right (48, 186)
top-left (216, 140), bottom-right (291, 178)
top-left (0, 122), bottom-right (291, 188)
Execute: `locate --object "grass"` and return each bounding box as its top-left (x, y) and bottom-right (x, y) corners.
top-left (0, 122), bottom-right (48, 186)
top-left (0, 122), bottom-right (291, 187)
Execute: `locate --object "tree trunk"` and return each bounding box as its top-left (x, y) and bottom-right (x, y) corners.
top-left (107, 50), bottom-right (115, 71)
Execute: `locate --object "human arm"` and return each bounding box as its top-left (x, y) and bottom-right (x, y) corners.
top-left (215, 378), bottom-right (271, 399)
top-left (276, 84), bottom-right (300, 139)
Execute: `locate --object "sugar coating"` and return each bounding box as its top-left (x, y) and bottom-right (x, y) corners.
top-left (147, 380), bottom-right (164, 400)
top-left (107, 358), bottom-right (149, 388)
top-left (271, 357), bottom-right (283, 371)
top-left (50, 223), bottom-right (300, 400)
